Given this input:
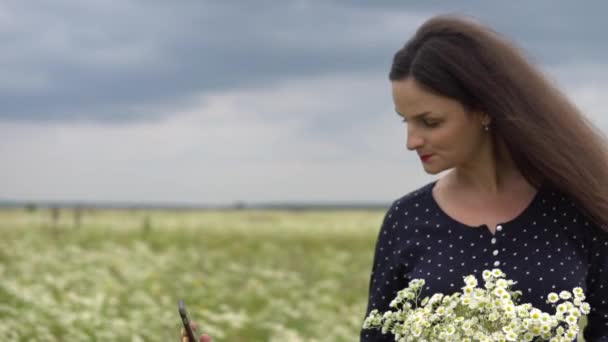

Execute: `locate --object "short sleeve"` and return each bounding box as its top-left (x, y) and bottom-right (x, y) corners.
top-left (360, 201), bottom-right (408, 342)
top-left (583, 224), bottom-right (608, 341)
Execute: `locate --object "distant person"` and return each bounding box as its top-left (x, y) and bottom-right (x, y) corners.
top-left (360, 14), bottom-right (608, 341)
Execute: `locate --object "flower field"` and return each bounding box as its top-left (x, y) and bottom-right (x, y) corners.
top-left (0, 208), bottom-right (384, 341)
top-left (0, 208), bottom-right (587, 341)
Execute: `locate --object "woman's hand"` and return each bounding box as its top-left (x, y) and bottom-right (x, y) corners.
top-left (180, 321), bottom-right (212, 342)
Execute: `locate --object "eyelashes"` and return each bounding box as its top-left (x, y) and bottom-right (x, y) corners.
top-left (401, 118), bottom-right (440, 128)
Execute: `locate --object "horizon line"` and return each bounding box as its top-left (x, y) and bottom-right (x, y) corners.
top-left (0, 198), bottom-right (391, 210)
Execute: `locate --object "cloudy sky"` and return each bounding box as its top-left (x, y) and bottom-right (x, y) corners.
top-left (2, 1), bottom-right (607, 205)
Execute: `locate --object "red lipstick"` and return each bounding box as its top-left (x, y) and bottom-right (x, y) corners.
top-left (420, 154), bottom-right (433, 162)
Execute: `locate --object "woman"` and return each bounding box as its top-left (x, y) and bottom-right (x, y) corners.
top-left (182, 14), bottom-right (608, 341)
top-left (360, 15), bottom-right (608, 341)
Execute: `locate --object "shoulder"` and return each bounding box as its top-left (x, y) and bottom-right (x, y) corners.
top-left (539, 182), bottom-right (593, 218)
top-left (375, 181), bottom-right (435, 243)
top-left (538, 182), bottom-right (608, 237)
top-left (383, 180), bottom-right (435, 221)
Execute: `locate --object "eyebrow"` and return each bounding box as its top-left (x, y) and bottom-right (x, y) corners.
top-left (395, 109), bottom-right (431, 122)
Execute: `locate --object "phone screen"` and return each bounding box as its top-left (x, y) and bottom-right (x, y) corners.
top-left (178, 299), bottom-right (197, 342)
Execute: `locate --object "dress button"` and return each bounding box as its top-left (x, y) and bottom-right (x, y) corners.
top-left (496, 225), bottom-right (503, 232)
top-left (493, 260), bottom-right (500, 267)
top-left (491, 238), bottom-right (497, 244)
top-left (492, 250), bottom-right (499, 256)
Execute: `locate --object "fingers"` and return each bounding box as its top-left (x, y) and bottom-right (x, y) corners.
top-left (180, 322), bottom-right (197, 335)
top-left (181, 322), bottom-right (209, 342)
top-left (180, 326), bottom-right (196, 342)
top-left (180, 328), bottom-right (189, 342)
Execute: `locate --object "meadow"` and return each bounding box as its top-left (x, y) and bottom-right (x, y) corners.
top-left (0, 207), bottom-right (384, 341)
top-left (0, 207), bottom-right (587, 341)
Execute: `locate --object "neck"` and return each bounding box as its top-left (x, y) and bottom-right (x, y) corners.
top-left (449, 136), bottom-right (524, 197)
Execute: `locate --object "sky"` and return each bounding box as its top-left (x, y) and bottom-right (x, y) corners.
top-left (1, 1), bottom-right (607, 206)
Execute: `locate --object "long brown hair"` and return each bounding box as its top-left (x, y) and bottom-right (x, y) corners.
top-left (390, 14), bottom-right (608, 233)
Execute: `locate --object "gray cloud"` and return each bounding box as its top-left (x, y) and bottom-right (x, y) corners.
top-left (2, 1), bottom-right (605, 123)
top-left (334, 1), bottom-right (608, 63)
top-left (0, 1), bottom-right (412, 122)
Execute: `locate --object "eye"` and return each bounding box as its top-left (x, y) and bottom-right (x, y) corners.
top-left (400, 117), bottom-right (440, 127)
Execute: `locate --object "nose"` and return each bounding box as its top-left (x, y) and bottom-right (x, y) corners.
top-left (406, 126), bottom-right (424, 151)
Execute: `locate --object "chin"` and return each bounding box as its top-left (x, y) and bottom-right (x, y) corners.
top-left (422, 164), bottom-right (446, 175)
top-left (424, 169), bottom-right (443, 175)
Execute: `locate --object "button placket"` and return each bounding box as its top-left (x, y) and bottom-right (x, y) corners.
top-left (492, 225), bottom-right (503, 267)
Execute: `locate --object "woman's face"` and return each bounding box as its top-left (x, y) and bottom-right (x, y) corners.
top-left (391, 77), bottom-right (489, 175)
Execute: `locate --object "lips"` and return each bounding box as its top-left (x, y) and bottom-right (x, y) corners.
top-left (420, 154), bottom-right (433, 161)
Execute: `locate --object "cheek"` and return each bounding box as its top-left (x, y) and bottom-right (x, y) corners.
top-left (429, 127), bottom-right (457, 150)
top-left (453, 131), bottom-right (485, 159)
top-left (432, 126), bottom-right (475, 157)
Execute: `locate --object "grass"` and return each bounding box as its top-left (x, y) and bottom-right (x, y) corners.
top-left (0, 208), bottom-right (383, 341)
top-left (0, 208), bottom-right (587, 341)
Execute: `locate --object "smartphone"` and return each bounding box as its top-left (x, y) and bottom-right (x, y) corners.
top-left (178, 299), bottom-right (197, 342)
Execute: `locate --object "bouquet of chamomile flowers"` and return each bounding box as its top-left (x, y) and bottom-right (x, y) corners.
top-left (362, 268), bottom-right (590, 342)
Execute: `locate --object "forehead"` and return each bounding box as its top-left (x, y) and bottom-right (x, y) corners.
top-left (391, 78), bottom-right (460, 117)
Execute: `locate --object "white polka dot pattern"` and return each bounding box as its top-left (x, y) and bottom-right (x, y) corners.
top-left (360, 180), bottom-right (608, 341)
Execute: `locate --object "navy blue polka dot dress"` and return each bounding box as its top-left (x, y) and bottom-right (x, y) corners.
top-left (360, 179), bottom-right (608, 341)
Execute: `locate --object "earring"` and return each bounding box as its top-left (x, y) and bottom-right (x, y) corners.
top-left (483, 124), bottom-right (489, 131)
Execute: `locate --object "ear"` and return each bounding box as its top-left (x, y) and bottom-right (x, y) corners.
top-left (479, 112), bottom-right (491, 126)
